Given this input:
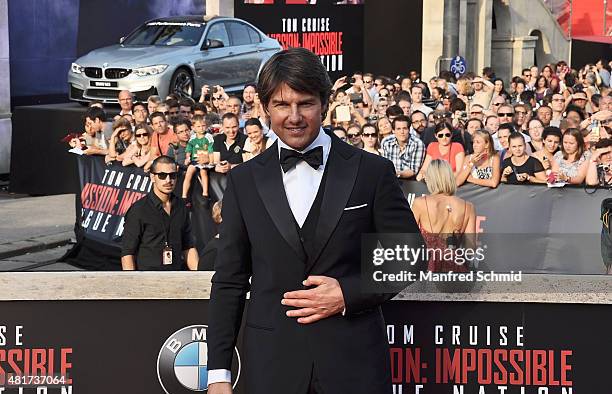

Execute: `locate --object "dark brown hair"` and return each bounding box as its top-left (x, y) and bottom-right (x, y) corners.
top-left (221, 112), bottom-right (239, 124)
top-left (257, 47), bottom-right (332, 111)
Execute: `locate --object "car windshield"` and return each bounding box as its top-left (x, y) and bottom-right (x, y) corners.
top-left (123, 21), bottom-right (205, 46)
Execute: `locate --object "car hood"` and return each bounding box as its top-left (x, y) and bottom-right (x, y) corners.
top-left (75, 45), bottom-right (193, 68)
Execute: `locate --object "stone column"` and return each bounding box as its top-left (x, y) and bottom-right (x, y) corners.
top-left (0, 0), bottom-right (11, 174)
top-left (421, 0), bottom-right (445, 79)
top-left (206, 0), bottom-right (234, 17)
top-left (473, 0), bottom-right (492, 76)
top-left (491, 35), bottom-right (537, 84)
top-left (458, 0), bottom-right (468, 64)
top-left (512, 36), bottom-right (537, 77)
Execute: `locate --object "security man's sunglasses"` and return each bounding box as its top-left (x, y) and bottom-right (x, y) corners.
top-left (153, 172), bottom-right (178, 180)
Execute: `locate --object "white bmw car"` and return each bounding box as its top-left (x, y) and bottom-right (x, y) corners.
top-left (68, 15), bottom-right (281, 103)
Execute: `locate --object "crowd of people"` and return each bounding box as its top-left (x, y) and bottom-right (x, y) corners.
top-left (65, 57), bottom-right (612, 273)
top-left (69, 58), bottom-right (612, 194)
top-left (320, 61), bottom-right (612, 189)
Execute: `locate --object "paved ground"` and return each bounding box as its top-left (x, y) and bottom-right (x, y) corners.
top-left (0, 244), bottom-right (81, 271)
top-left (0, 190), bottom-right (76, 266)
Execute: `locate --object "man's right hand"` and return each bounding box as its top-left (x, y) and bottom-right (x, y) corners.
top-left (207, 382), bottom-right (232, 394)
top-left (215, 162), bottom-right (230, 173)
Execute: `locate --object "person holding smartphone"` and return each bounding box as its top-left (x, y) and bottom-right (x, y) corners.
top-left (456, 130), bottom-right (500, 188)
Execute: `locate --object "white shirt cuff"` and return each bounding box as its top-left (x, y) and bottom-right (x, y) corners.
top-left (208, 369), bottom-right (232, 386)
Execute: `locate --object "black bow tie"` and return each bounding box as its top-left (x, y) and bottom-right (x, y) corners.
top-left (280, 146), bottom-right (323, 173)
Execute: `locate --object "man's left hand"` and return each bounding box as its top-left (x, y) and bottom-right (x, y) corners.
top-left (282, 276), bottom-right (345, 324)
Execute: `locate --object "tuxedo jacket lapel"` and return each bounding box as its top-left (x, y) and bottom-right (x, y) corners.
top-left (305, 136), bottom-right (360, 273)
top-left (252, 142), bottom-right (307, 262)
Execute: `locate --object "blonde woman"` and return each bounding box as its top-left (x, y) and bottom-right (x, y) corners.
top-left (122, 123), bottom-right (153, 169)
top-left (411, 159), bottom-right (476, 272)
top-left (456, 130), bottom-right (501, 188)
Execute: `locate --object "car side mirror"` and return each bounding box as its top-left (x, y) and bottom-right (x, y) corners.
top-left (202, 39), bottom-right (224, 50)
top-left (119, 36), bottom-right (125, 44)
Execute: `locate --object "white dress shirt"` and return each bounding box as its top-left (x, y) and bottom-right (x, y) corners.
top-left (277, 128), bottom-right (331, 226)
top-left (208, 128), bottom-right (331, 386)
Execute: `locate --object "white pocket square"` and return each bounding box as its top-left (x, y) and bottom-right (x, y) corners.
top-left (344, 203), bottom-right (368, 211)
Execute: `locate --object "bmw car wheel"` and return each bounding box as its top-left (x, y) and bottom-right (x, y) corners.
top-left (170, 68), bottom-right (193, 99)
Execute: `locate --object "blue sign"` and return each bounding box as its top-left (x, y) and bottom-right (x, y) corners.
top-left (450, 56), bottom-right (467, 78)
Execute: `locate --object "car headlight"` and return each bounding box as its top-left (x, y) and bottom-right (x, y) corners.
top-left (132, 65), bottom-right (168, 77)
top-left (71, 63), bottom-right (84, 74)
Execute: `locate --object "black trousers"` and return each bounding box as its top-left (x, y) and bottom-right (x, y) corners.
top-left (307, 364), bottom-right (324, 394)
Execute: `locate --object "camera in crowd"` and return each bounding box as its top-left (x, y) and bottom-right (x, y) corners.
top-left (349, 93), bottom-right (363, 104)
top-left (432, 111), bottom-right (452, 125)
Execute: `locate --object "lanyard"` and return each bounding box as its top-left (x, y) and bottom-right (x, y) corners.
top-left (156, 203), bottom-right (172, 247)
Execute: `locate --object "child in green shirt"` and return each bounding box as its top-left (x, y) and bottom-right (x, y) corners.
top-left (182, 116), bottom-right (214, 202)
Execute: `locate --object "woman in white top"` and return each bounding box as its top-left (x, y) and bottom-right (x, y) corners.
top-left (242, 118), bottom-right (273, 162)
top-left (551, 128), bottom-right (591, 185)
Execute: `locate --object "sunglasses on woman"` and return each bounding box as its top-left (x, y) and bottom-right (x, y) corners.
top-left (135, 133), bottom-right (149, 138)
top-left (362, 133), bottom-right (377, 137)
top-left (436, 133), bottom-right (451, 138)
top-left (153, 172), bottom-right (178, 180)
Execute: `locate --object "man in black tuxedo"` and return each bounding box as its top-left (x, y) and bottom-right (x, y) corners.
top-left (207, 48), bottom-right (422, 394)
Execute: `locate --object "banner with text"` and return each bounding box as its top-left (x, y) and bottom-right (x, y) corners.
top-left (72, 156), bottom-right (608, 274)
top-left (0, 300), bottom-right (607, 393)
top-left (400, 182), bottom-right (606, 275)
top-left (234, 0), bottom-right (364, 79)
top-left (382, 301), bottom-right (607, 393)
top-left (76, 155), bottom-right (152, 245)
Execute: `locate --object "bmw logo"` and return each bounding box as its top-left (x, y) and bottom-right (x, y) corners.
top-left (157, 325), bottom-right (241, 393)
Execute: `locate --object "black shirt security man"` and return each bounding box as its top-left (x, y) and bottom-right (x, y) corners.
top-left (121, 156), bottom-right (198, 270)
